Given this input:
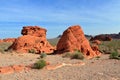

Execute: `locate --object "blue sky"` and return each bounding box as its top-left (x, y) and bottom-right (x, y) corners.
top-left (0, 0), bottom-right (120, 39)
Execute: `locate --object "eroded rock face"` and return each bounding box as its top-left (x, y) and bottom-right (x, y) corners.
top-left (57, 25), bottom-right (101, 58)
top-left (9, 26), bottom-right (54, 54)
top-left (90, 35), bottom-right (112, 41)
top-left (21, 26), bottom-right (47, 37)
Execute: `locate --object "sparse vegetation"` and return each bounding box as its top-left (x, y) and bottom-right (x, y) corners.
top-left (28, 49), bottom-right (36, 53)
top-left (109, 51), bottom-right (120, 60)
top-left (40, 53), bottom-right (47, 58)
top-left (33, 59), bottom-right (46, 69)
top-left (95, 56), bottom-right (101, 60)
top-left (0, 42), bottom-right (13, 53)
top-left (71, 51), bottom-right (84, 60)
top-left (62, 50), bottom-right (84, 60)
top-left (96, 56), bottom-right (100, 58)
top-left (98, 39), bottom-right (120, 54)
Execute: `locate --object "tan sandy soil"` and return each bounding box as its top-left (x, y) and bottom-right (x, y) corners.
top-left (0, 52), bottom-right (120, 80)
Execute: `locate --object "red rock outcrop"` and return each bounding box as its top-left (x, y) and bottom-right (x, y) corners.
top-left (90, 35), bottom-right (112, 41)
top-left (92, 40), bottom-right (101, 45)
top-left (0, 38), bottom-right (16, 43)
top-left (0, 64), bottom-right (31, 74)
top-left (57, 25), bottom-right (101, 58)
top-left (21, 26), bottom-right (47, 37)
top-left (91, 44), bottom-right (100, 56)
top-left (0, 39), bottom-right (3, 43)
top-left (3, 38), bottom-right (16, 43)
top-left (8, 26), bottom-right (54, 54)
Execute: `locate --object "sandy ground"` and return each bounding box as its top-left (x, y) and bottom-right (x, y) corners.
top-left (0, 52), bottom-right (120, 80)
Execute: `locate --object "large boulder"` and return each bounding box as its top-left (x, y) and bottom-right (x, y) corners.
top-left (9, 26), bottom-right (54, 54)
top-left (57, 25), bottom-right (101, 58)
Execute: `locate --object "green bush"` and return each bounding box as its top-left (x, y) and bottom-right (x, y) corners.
top-left (95, 56), bottom-right (101, 60)
top-left (109, 51), bottom-right (120, 60)
top-left (63, 50), bottom-right (84, 60)
top-left (40, 53), bottom-right (47, 58)
top-left (71, 51), bottom-right (84, 60)
top-left (33, 59), bottom-right (46, 69)
top-left (28, 49), bottom-right (36, 53)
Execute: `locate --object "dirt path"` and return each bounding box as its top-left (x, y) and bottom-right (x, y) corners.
top-left (0, 53), bottom-right (120, 80)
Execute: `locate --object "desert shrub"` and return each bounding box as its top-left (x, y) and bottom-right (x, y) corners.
top-left (62, 50), bottom-right (84, 60)
top-left (96, 56), bottom-right (100, 58)
top-left (28, 49), bottom-right (36, 53)
top-left (95, 56), bottom-right (101, 60)
top-left (62, 52), bottom-right (72, 58)
top-left (91, 39), bottom-right (120, 54)
top-left (109, 51), bottom-right (120, 60)
top-left (40, 53), bottom-right (47, 58)
top-left (33, 59), bottom-right (46, 69)
top-left (0, 42), bottom-right (13, 53)
top-left (71, 51), bottom-right (84, 60)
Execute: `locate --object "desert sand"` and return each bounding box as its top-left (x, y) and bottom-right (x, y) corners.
top-left (0, 52), bottom-right (120, 80)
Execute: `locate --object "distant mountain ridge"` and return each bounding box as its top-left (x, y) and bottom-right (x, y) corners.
top-left (106, 32), bottom-right (120, 39)
top-left (57, 32), bottom-right (120, 39)
top-left (94, 32), bottom-right (120, 39)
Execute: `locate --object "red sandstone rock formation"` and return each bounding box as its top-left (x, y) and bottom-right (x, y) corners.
top-left (92, 40), bottom-right (101, 45)
top-left (9, 26), bottom-right (54, 54)
top-left (21, 26), bottom-right (47, 37)
top-left (91, 44), bottom-right (101, 56)
top-left (90, 35), bottom-right (112, 41)
top-left (0, 64), bottom-right (31, 74)
top-left (3, 38), bottom-right (16, 43)
top-left (0, 38), bottom-right (16, 43)
top-left (0, 39), bottom-right (3, 43)
top-left (57, 25), bottom-right (101, 58)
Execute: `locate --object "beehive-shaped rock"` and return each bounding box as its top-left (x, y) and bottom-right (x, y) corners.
top-left (57, 25), bottom-right (101, 58)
